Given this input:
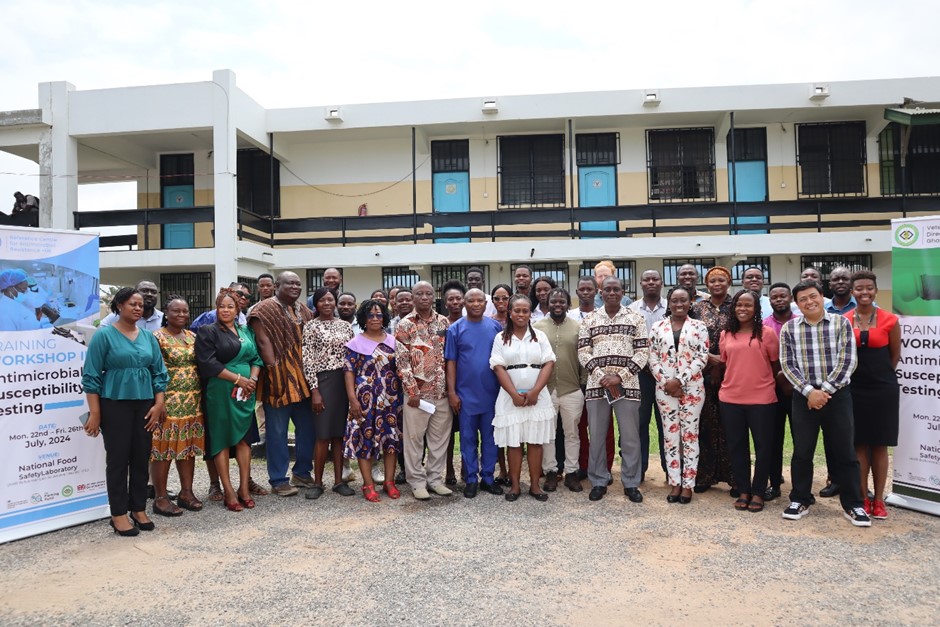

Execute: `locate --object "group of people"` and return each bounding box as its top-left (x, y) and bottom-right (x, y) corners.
top-left (81, 261), bottom-right (900, 535)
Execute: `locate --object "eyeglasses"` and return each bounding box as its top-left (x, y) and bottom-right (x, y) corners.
top-left (236, 292), bottom-right (251, 299)
top-left (366, 313), bottom-right (384, 319)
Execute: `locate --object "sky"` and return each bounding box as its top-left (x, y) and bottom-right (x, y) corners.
top-left (1, 0), bottom-right (939, 212)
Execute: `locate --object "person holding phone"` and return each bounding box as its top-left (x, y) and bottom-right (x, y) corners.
top-left (578, 276), bottom-right (649, 503)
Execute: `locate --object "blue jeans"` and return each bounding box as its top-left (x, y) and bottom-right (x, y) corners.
top-left (459, 411), bottom-right (497, 485)
top-left (263, 399), bottom-right (315, 487)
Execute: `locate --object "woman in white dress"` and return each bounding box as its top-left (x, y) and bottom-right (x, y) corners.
top-left (489, 294), bottom-right (556, 502)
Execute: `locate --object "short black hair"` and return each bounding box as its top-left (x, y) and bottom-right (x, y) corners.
top-left (792, 280), bottom-right (823, 300)
top-left (310, 286), bottom-right (338, 310)
top-left (577, 274), bottom-right (595, 285)
top-left (547, 287), bottom-right (570, 307)
top-left (355, 299), bottom-right (390, 330)
top-left (490, 283), bottom-right (511, 298)
top-left (851, 269), bottom-right (877, 287)
top-left (465, 267), bottom-right (484, 278)
top-left (258, 273), bottom-right (274, 281)
top-left (769, 282), bottom-right (791, 293)
top-left (110, 286), bottom-right (140, 314)
top-left (338, 291), bottom-right (356, 301)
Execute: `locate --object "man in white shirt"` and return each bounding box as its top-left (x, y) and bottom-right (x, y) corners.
top-left (99, 280), bottom-right (163, 330)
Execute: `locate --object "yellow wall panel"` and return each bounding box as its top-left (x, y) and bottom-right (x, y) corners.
top-left (767, 166), bottom-right (798, 201)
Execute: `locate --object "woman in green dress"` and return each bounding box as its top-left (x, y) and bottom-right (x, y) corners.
top-left (195, 289), bottom-right (263, 512)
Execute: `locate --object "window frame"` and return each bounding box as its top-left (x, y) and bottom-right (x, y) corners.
top-left (646, 128), bottom-right (717, 203)
top-left (795, 121), bottom-right (868, 198)
top-left (497, 134), bottom-right (566, 208)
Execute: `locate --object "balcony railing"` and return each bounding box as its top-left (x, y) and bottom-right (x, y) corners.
top-left (73, 197), bottom-right (937, 250)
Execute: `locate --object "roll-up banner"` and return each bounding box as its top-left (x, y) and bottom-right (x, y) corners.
top-left (0, 226), bottom-right (107, 543)
top-left (889, 216), bottom-right (940, 517)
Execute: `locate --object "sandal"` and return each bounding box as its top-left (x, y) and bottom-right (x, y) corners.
top-left (383, 481), bottom-right (401, 499)
top-left (224, 500), bottom-right (244, 512)
top-left (362, 484), bottom-right (380, 503)
top-left (153, 495), bottom-right (183, 517)
top-left (248, 478), bottom-right (269, 496)
top-left (734, 495), bottom-right (751, 511)
top-left (207, 483), bottom-right (223, 502)
top-left (748, 498), bottom-right (765, 513)
top-left (238, 496), bottom-right (256, 509)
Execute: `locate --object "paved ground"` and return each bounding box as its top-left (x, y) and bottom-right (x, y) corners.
top-left (1, 459), bottom-right (939, 626)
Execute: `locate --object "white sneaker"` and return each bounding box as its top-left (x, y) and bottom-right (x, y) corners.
top-left (843, 506), bottom-right (872, 527)
top-left (341, 462), bottom-right (357, 483)
top-left (430, 484), bottom-right (453, 496)
top-left (373, 468), bottom-right (385, 483)
top-left (412, 487), bottom-right (431, 501)
top-left (782, 501), bottom-right (810, 520)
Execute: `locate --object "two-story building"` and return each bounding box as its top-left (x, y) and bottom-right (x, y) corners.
top-left (2, 69), bottom-right (938, 315)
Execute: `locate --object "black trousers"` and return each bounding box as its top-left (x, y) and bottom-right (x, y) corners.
top-left (639, 369), bottom-right (666, 474)
top-left (720, 401), bottom-right (776, 496)
top-left (100, 399), bottom-right (153, 516)
top-left (789, 388), bottom-right (862, 510)
top-left (767, 387), bottom-right (790, 489)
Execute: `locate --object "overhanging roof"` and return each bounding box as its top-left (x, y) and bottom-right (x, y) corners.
top-left (884, 107), bottom-right (940, 126)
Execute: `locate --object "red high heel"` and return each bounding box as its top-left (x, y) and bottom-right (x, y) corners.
top-left (225, 500), bottom-right (244, 512)
top-left (362, 484), bottom-right (380, 502)
top-left (238, 496), bottom-right (255, 509)
top-left (383, 481), bottom-right (401, 499)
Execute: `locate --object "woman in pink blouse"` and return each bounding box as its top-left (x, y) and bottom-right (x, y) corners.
top-left (719, 289), bottom-right (780, 513)
top-left (648, 286), bottom-right (709, 504)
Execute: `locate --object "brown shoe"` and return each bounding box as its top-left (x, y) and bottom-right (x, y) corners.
top-left (248, 478), bottom-right (269, 496)
top-left (564, 473), bottom-right (583, 492)
top-left (271, 483), bottom-right (299, 497)
top-left (207, 483), bottom-right (223, 502)
top-left (543, 471), bottom-right (559, 492)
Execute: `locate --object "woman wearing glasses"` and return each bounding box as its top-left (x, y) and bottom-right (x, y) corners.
top-left (343, 299), bottom-right (403, 502)
top-left (490, 284), bottom-right (512, 330)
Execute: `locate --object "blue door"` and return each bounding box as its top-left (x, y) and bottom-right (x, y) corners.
top-left (579, 166), bottom-right (617, 235)
top-left (162, 185), bottom-right (195, 248)
top-left (729, 160), bottom-right (768, 234)
top-left (433, 172), bottom-right (470, 244)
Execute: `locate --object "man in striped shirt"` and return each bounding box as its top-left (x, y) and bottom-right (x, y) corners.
top-left (779, 280), bottom-right (870, 527)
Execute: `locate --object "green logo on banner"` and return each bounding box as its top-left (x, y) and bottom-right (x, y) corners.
top-left (61, 485), bottom-right (73, 497)
top-left (895, 223), bottom-right (919, 247)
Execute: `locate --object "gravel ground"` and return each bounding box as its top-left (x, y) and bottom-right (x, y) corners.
top-left (1, 458), bottom-right (938, 626)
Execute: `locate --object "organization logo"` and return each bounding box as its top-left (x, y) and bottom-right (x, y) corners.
top-left (30, 493), bottom-right (43, 504)
top-left (895, 223), bottom-right (919, 247)
top-left (60, 485), bottom-right (74, 497)
top-left (930, 475), bottom-right (940, 487)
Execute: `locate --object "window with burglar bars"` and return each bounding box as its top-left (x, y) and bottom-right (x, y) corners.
top-left (879, 123), bottom-right (940, 196)
top-left (382, 267), bottom-right (421, 291)
top-left (511, 262), bottom-right (570, 292)
top-left (800, 255), bottom-right (873, 297)
top-left (796, 122), bottom-right (867, 197)
top-left (431, 265), bottom-right (490, 291)
top-left (432, 140), bottom-right (470, 172)
top-left (160, 272), bottom-right (212, 319)
top-left (237, 148), bottom-right (280, 217)
top-left (727, 128), bottom-right (767, 161)
top-left (579, 260), bottom-right (636, 299)
top-left (729, 257), bottom-right (771, 289)
top-left (306, 269), bottom-right (344, 295)
top-left (647, 128), bottom-right (716, 202)
top-left (498, 135), bottom-right (566, 207)
top-left (662, 258), bottom-right (716, 290)
top-left (576, 133), bottom-right (620, 166)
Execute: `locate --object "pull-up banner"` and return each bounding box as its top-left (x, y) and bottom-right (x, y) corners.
top-left (0, 226), bottom-right (106, 543)
top-left (889, 216), bottom-right (940, 517)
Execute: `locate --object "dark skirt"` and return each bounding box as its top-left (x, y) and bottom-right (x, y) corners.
top-left (851, 345), bottom-right (900, 446)
top-left (314, 369), bottom-right (348, 440)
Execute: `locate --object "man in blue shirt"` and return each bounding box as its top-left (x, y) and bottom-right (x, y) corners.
top-left (190, 283), bottom-right (249, 331)
top-left (445, 288), bottom-right (503, 498)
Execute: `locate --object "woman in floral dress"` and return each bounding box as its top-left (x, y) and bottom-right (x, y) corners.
top-left (151, 297), bottom-right (205, 515)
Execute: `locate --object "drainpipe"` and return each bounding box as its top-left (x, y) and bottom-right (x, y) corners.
top-left (729, 111), bottom-right (737, 235)
top-left (568, 119), bottom-right (575, 238)
top-left (412, 127), bottom-right (417, 243)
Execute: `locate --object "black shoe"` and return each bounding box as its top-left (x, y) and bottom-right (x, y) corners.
top-left (305, 485), bottom-right (324, 500)
top-left (624, 487), bottom-right (643, 503)
top-left (666, 494), bottom-right (680, 504)
top-left (147, 485), bottom-right (155, 500)
top-left (693, 485), bottom-right (711, 494)
top-left (445, 476), bottom-right (458, 486)
top-left (819, 482), bottom-right (840, 498)
top-left (589, 486), bottom-right (607, 501)
top-left (575, 469), bottom-right (588, 481)
top-left (109, 519), bottom-right (139, 537)
top-left (729, 488), bottom-right (741, 498)
top-left (130, 514), bottom-right (155, 532)
top-left (494, 476), bottom-right (511, 487)
top-left (505, 491), bottom-right (520, 502)
top-left (564, 474), bottom-right (583, 492)
top-left (332, 483), bottom-right (355, 497)
top-left (394, 471), bottom-right (406, 485)
top-left (607, 477), bottom-right (614, 486)
top-left (529, 490), bottom-right (549, 502)
top-left (679, 495), bottom-right (692, 504)
top-left (481, 481), bottom-right (504, 496)
top-left (764, 487), bottom-right (781, 502)
top-left (543, 471), bottom-right (558, 492)
top-left (463, 483), bottom-right (479, 499)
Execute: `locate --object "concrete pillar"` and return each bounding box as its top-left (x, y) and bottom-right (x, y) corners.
top-left (211, 70), bottom-right (238, 293)
top-left (38, 82), bottom-right (77, 230)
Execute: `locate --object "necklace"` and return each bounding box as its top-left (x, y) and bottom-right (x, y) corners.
top-left (856, 308), bottom-right (876, 330)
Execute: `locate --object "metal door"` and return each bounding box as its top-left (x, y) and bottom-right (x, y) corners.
top-left (729, 160), bottom-right (768, 234)
top-left (433, 172), bottom-right (470, 243)
top-left (579, 166), bottom-right (617, 235)
top-left (162, 185), bottom-right (195, 248)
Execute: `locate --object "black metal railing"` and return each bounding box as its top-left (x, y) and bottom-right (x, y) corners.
top-left (76, 197), bottom-right (939, 250)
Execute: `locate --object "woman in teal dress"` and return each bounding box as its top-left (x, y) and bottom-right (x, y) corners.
top-left (195, 289), bottom-right (262, 512)
top-left (82, 287), bottom-right (168, 536)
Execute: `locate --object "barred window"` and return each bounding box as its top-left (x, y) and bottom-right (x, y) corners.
top-left (647, 129), bottom-right (716, 202)
top-left (796, 122), bottom-right (867, 197)
top-left (879, 123), bottom-right (940, 196)
top-left (498, 135), bottom-right (565, 207)
top-left (580, 260), bottom-right (636, 298)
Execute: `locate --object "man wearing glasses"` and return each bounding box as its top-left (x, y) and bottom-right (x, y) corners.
top-left (190, 282), bottom-right (250, 331)
top-left (99, 279), bottom-right (164, 330)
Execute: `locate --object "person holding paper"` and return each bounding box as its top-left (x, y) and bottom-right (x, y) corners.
top-left (195, 289), bottom-right (263, 512)
top-left (578, 276), bottom-right (649, 503)
top-left (395, 281), bottom-right (453, 501)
